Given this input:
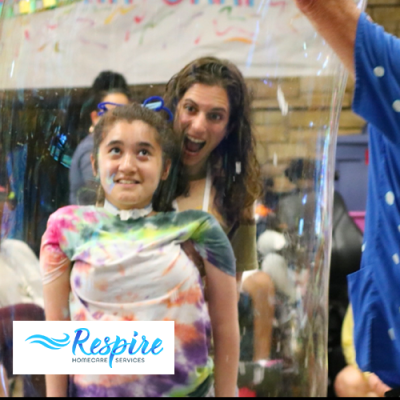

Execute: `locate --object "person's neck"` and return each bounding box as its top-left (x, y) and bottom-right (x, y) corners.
top-left (186, 161), bottom-right (208, 181)
top-left (104, 199), bottom-right (152, 211)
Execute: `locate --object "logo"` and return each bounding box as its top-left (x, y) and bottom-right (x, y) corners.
top-left (14, 321), bottom-right (174, 375)
top-left (27, 328), bottom-right (163, 368)
top-left (26, 333), bottom-right (70, 350)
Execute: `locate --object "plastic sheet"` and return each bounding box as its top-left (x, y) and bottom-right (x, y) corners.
top-left (0, 0), bottom-right (366, 396)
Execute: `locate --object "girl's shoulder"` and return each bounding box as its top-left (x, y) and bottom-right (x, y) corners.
top-left (48, 205), bottom-right (110, 229)
top-left (50, 205), bottom-right (98, 219)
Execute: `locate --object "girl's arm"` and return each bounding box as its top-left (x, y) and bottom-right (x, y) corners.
top-left (42, 258), bottom-right (71, 397)
top-left (204, 259), bottom-right (239, 397)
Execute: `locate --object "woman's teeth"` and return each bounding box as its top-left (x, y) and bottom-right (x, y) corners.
top-left (184, 136), bottom-right (206, 153)
top-left (187, 136), bottom-right (205, 144)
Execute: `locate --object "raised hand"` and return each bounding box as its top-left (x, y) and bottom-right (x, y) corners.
top-left (293, 0), bottom-right (316, 13)
top-left (292, 0), bottom-right (360, 76)
top-left (368, 374), bottom-right (392, 397)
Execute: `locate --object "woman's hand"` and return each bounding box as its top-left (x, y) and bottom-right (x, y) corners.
top-left (181, 240), bottom-right (205, 276)
top-left (292, 0), bottom-right (361, 77)
top-left (204, 260), bottom-right (239, 397)
top-left (368, 373), bottom-right (392, 397)
top-left (294, 0), bottom-right (342, 15)
top-left (293, 0), bottom-right (317, 14)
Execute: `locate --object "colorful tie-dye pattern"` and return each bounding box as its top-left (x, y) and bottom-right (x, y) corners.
top-left (40, 205), bottom-right (235, 397)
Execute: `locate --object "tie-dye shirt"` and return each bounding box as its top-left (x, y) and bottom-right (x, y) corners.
top-left (40, 205), bottom-right (235, 397)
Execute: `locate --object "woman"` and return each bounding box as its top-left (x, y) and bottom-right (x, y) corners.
top-left (164, 57), bottom-right (275, 362)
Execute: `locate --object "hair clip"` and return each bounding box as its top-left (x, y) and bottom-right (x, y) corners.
top-left (97, 96), bottom-right (174, 122)
top-left (142, 96), bottom-right (174, 122)
top-left (97, 102), bottom-right (124, 116)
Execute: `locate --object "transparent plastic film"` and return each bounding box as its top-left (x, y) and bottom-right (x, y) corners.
top-left (0, 0), bottom-right (366, 397)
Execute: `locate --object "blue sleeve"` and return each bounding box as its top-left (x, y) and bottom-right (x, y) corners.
top-left (352, 13), bottom-right (400, 144)
top-left (69, 151), bottom-right (81, 204)
top-left (69, 137), bottom-right (95, 204)
top-left (79, 147), bottom-right (95, 184)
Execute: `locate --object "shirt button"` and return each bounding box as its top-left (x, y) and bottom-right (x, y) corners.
top-left (386, 191), bottom-right (395, 205)
top-left (393, 100), bottom-right (400, 113)
top-left (373, 66), bottom-right (385, 77)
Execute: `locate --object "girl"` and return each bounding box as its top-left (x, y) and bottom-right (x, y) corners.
top-left (40, 104), bottom-right (239, 397)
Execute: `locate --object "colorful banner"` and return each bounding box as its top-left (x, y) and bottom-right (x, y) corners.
top-left (0, 0), bottom-right (341, 88)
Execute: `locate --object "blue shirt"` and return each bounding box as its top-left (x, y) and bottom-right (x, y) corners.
top-left (69, 134), bottom-right (95, 205)
top-left (347, 13), bottom-right (400, 387)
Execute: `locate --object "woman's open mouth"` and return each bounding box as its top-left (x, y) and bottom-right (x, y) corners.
top-left (184, 135), bottom-right (206, 154)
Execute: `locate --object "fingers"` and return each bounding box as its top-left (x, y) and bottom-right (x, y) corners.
top-left (368, 373), bottom-right (392, 397)
top-left (181, 240), bottom-right (205, 274)
top-left (294, 0), bottom-right (317, 14)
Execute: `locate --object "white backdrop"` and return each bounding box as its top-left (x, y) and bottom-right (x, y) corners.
top-left (0, 0), bottom-right (340, 89)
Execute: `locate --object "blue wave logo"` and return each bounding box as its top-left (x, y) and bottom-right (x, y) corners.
top-left (26, 334), bottom-right (70, 350)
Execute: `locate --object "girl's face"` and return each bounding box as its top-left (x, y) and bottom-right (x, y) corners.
top-left (93, 120), bottom-right (169, 210)
top-left (175, 83), bottom-right (230, 177)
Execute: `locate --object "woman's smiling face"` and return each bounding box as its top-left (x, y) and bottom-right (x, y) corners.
top-left (175, 83), bottom-right (230, 177)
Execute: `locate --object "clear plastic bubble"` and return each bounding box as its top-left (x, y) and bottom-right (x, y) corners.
top-left (0, 0), bottom-right (366, 397)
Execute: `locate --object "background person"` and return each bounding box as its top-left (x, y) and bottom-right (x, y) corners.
top-left (334, 305), bottom-right (377, 397)
top-left (69, 71), bottom-right (131, 205)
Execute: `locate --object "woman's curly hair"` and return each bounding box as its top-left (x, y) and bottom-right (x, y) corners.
top-left (164, 57), bottom-right (263, 225)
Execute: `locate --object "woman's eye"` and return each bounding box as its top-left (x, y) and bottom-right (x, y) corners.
top-left (184, 105), bottom-right (196, 113)
top-left (209, 113), bottom-right (223, 121)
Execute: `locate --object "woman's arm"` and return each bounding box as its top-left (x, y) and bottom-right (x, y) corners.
top-left (42, 255), bottom-right (71, 397)
top-left (204, 259), bottom-right (239, 397)
top-left (294, 0), bottom-right (361, 77)
top-left (232, 205), bottom-right (257, 299)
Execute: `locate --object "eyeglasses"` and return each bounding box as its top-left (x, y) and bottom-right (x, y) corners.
top-left (97, 96), bottom-right (173, 122)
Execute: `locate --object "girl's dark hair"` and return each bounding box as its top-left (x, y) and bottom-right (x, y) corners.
top-left (92, 71), bottom-right (129, 93)
top-left (164, 57), bottom-right (263, 225)
top-left (92, 104), bottom-right (188, 212)
top-left (79, 71), bottom-right (131, 133)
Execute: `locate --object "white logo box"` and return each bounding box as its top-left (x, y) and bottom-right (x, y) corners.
top-left (13, 321), bottom-right (174, 375)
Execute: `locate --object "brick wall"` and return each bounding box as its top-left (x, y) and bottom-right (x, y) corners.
top-left (367, 0), bottom-right (400, 37)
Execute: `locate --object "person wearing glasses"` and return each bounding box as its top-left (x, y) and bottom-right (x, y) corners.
top-left (69, 71), bottom-right (130, 205)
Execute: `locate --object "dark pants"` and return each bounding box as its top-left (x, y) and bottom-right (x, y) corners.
top-left (0, 303), bottom-right (46, 397)
top-left (238, 292), bottom-right (254, 362)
